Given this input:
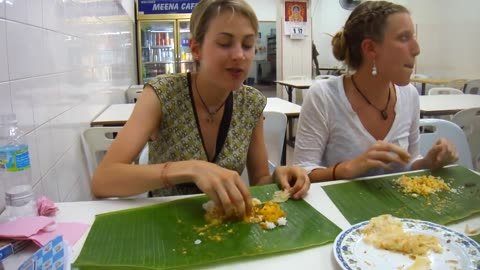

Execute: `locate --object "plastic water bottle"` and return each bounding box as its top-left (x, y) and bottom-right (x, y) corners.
top-left (0, 114), bottom-right (36, 220)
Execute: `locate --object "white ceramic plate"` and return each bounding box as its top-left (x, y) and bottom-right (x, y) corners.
top-left (333, 218), bottom-right (480, 270)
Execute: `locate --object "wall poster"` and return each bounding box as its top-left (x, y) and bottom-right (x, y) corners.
top-left (284, 1), bottom-right (307, 38)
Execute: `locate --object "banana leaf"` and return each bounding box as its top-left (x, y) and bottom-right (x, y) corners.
top-left (73, 184), bottom-right (341, 270)
top-left (322, 165), bottom-right (480, 225)
top-left (471, 234), bottom-right (480, 244)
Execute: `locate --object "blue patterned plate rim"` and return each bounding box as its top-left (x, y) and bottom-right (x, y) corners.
top-left (333, 218), bottom-right (480, 270)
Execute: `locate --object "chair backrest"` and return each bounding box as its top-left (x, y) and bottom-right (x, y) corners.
top-left (315, 75), bottom-right (336, 80)
top-left (418, 118), bottom-right (473, 169)
top-left (428, 87), bottom-right (464, 95)
top-left (451, 107), bottom-right (480, 171)
top-left (446, 79), bottom-right (467, 91)
top-left (240, 111), bottom-right (288, 183)
top-left (82, 127), bottom-right (122, 178)
top-left (464, 79), bottom-right (480, 95)
top-left (263, 111), bottom-right (287, 168)
top-left (126, 87), bottom-right (144, 103)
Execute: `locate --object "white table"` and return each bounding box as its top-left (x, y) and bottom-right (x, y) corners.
top-left (274, 79), bottom-right (314, 103)
top-left (419, 94), bottom-right (480, 116)
top-left (4, 169), bottom-right (479, 270)
top-left (90, 98), bottom-right (301, 165)
top-left (91, 98), bottom-right (301, 127)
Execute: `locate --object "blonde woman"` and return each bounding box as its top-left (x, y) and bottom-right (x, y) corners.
top-left (92, 0), bottom-right (309, 218)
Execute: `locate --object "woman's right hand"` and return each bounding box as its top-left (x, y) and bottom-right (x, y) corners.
top-left (187, 161), bottom-right (253, 219)
top-left (340, 141), bottom-right (411, 179)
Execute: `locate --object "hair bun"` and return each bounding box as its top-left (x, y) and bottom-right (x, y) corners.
top-left (331, 29), bottom-right (348, 62)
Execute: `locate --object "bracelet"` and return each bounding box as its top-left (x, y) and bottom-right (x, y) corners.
top-left (161, 162), bottom-right (173, 188)
top-left (332, 162), bottom-right (342, 180)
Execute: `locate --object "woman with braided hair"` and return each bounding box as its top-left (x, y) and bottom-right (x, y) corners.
top-left (293, 1), bottom-right (458, 182)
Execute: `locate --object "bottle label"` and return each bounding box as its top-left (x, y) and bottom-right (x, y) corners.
top-left (0, 145), bottom-right (31, 172)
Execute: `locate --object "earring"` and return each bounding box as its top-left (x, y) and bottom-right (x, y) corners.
top-left (371, 61), bottom-right (377, 76)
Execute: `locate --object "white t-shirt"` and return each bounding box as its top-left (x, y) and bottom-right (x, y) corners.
top-left (293, 75), bottom-right (421, 177)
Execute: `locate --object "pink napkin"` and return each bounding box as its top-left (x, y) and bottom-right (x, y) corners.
top-left (37, 196), bottom-right (59, 216)
top-left (29, 222), bottom-right (90, 246)
top-left (0, 216), bottom-right (54, 238)
top-left (0, 216), bottom-right (89, 247)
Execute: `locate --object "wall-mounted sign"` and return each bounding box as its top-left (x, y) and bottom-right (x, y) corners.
top-left (284, 1), bottom-right (308, 37)
top-left (138, 0), bottom-right (199, 15)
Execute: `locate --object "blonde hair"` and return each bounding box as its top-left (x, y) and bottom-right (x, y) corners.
top-left (331, 1), bottom-right (409, 70)
top-left (190, 0), bottom-right (258, 46)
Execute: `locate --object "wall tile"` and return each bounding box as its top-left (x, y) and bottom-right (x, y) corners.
top-left (2, 1), bottom-right (136, 205)
top-left (0, 82), bottom-right (12, 115)
top-left (0, 0), bottom-right (5, 18)
top-left (10, 78), bottom-right (35, 133)
top-left (0, 19), bottom-right (8, 82)
top-left (42, 0), bottom-right (64, 33)
top-left (31, 75), bottom-right (58, 126)
top-left (35, 121), bottom-right (55, 178)
top-left (41, 167), bottom-right (60, 202)
top-left (6, 0), bottom-right (42, 27)
top-left (6, 21), bottom-right (45, 79)
top-left (26, 130), bottom-right (41, 186)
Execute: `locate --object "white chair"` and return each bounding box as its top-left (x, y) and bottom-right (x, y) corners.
top-left (82, 127), bottom-right (149, 197)
top-left (82, 127), bottom-right (122, 178)
top-left (418, 118), bottom-right (473, 169)
top-left (263, 111), bottom-right (287, 170)
top-left (240, 111), bottom-right (288, 183)
top-left (287, 75), bottom-right (308, 105)
top-left (126, 86), bottom-right (144, 103)
top-left (427, 87), bottom-right (463, 120)
top-left (446, 79), bottom-right (467, 91)
top-left (428, 87), bottom-right (464, 95)
top-left (451, 107), bottom-right (480, 171)
top-left (315, 75), bottom-right (336, 80)
top-left (464, 79), bottom-right (480, 95)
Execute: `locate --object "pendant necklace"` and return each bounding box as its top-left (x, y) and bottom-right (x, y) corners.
top-left (194, 75), bottom-right (227, 123)
top-left (351, 75), bottom-right (391, 120)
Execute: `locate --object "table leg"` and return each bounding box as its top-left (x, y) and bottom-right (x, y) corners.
top-left (285, 86), bottom-right (293, 102)
top-left (281, 129), bottom-right (287, 166)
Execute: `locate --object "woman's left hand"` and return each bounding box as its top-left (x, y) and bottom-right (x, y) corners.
top-left (273, 166), bottom-right (310, 199)
top-left (424, 138), bottom-right (459, 169)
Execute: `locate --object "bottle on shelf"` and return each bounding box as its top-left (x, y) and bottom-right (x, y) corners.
top-left (0, 114), bottom-right (37, 220)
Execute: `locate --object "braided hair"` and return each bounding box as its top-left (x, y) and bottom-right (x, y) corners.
top-left (332, 1), bottom-right (409, 70)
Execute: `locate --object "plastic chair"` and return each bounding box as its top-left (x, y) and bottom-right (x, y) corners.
top-left (240, 111), bottom-right (288, 183)
top-left (418, 118), bottom-right (473, 169)
top-left (82, 127), bottom-right (149, 197)
top-left (126, 86), bottom-right (144, 103)
top-left (446, 79), bottom-right (467, 91)
top-left (451, 107), bottom-right (480, 171)
top-left (464, 79), bottom-right (480, 95)
top-left (82, 127), bottom-right (122, 178)
top-left (287, 75), bottom-right (308, 105)
top-left (314, 75), bottom-right (336, 80)
top-left (428, 87), bottom-right (464, 95)
top-left (263, 111), bottom-right (287, 169)
top-left (427, 87), bottom-right (463, 120)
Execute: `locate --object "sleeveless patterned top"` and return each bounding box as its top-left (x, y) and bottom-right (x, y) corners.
top-left (146, 73), bottom-right (266, 196)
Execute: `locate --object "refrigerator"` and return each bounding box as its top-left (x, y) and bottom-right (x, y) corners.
top-left (136, 11), bottom-right (196, 84)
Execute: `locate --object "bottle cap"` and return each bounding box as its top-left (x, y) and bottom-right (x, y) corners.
top-left (6, 185), bottom-right (34, 207)
top-left (0, 113), bottom-right (17, 125)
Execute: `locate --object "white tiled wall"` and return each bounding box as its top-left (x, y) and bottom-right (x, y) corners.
top-left (0, 0), bottom-right (136, 210)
